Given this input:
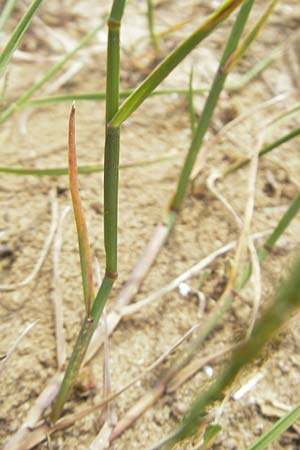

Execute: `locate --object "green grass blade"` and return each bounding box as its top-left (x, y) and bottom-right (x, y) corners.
top-left (259, 126), bottom-right (300, 157)
top-left (0, 0), bottom-right (43, 77)
top-left (161, 255), bottom-right (300, 449)
top-left (188, 67), bottom-right (196, 135)
top-left (223, 126), bottom-right (300, 176)
top-left (223, 0), bottom-right (279, 73)
top-left (103, 0), bottom-right (126, 276)
top-left (171, 0), bottom-right (255, 211)
top-left (0, 154), bottom-right (175, 176)
top-left (27, 87), bottom-right (210, 105)
top-left (257, 193), bottom-right (300, 262)
top-left (68, 104), bottom-right (94, 315)
top-left (110, 0), bottom-right (245, 127)
top-left (247, 404), bottom-right (300, 450)
top-left (0, 0), bottom-right (18, 32)
top-left (0, 20), bottom-right (106, 123)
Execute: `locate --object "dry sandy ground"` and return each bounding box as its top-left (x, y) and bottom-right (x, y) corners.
top-left (1, 1), bottom-right (300, 449)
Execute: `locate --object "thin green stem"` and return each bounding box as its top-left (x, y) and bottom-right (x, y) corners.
top-left (171, 0), bottom-right (255, 211)
top-left (50, 276), bottom-right (114, 422)
top-left (0, 0), bottom-right (43, 77)
top-left (0, 20), bottom-right (105, 123)
top-left (68, 105), bottom-right (94, 315)
top-left (188, 67), bottom-right (196, 135)
top-left (0, 154), bottom-right (175, 177)
top-left (50, 0), bottom-right (126, 422)
top-left (247, 404), bottom-right (300, 450)
top-left (223, 126), bottom-right (300, 176)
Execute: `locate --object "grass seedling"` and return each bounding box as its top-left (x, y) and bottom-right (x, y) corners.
top-left (50, 0), bottom-right (126, 422)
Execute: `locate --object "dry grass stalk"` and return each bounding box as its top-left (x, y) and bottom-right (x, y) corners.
top-left (0, 321), bottom-right (37, 378)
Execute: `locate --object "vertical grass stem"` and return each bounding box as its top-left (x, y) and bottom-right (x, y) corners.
top-left (50, 0), bottom-right (126, 422)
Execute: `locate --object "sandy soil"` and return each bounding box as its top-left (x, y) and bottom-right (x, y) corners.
top-left (1, 1), bottom-right (300, 449)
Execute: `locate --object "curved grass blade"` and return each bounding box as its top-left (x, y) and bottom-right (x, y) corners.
top-left (0, 0), bottom-right (43, 77)
top-left (110, 0), bottom-right (245, 127)
top-left (247, 404), bottom-right (300, 450)
top-left (0, 154), bottom-right (175, 176)
top-left (0, 20), bottom-right (106, 122)
top-left (68, 104), bottom-right (94, 315)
